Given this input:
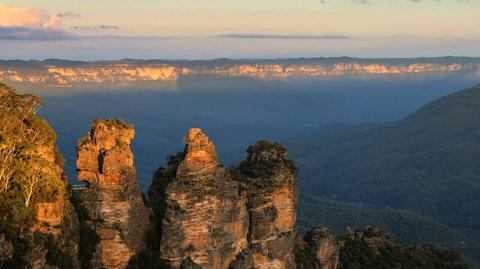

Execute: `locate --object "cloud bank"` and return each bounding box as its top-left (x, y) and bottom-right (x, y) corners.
top-left (0, 26), bottom-right (73, 40)
top-left (72, 25), bottom-right (119, 31)
top-left (217, 34), bottom-right (349, 40)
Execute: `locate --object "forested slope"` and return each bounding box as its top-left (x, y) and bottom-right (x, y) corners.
top-left (291, 84), bottom-right (480, 264)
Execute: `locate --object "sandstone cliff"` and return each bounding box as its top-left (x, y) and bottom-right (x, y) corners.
top-left (149, 128), bottom-right (297, 269)
top-left (1, 58), bottom-right (478, 88)
top-left (75, 119), bottom-right (151, 269)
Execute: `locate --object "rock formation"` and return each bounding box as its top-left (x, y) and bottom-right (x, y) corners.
top-left (76, 119), bottom-right (151, 269)
top-left (303, 227), bottom-right (340, 269)
top-left (230, 140), bottom-right (297, 269)
top-left (149, 128), bottom-right (297, 269)
top-left (149, 128), bottom-right (249, 268)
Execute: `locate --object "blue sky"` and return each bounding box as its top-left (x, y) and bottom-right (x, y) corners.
top-left (0, 0), bottom-right (479, 60)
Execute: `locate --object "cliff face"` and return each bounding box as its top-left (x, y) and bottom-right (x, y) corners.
top-left (149, 129), bottom-right (297, 269)
top-left (1, 58), bottom-right (478, 88)
top-left (76, 120), bottom-right (151, 269)
top-left (47, 65), bottom-right (178, 87)
top-left (189, 63), bottom-right (469, 80)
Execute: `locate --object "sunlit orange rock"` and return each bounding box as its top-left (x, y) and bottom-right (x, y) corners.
top-left (149, 129), bottom-right (297, 269)
top-left (1, 61), bottom-right (474, 89)
top-left (76, 119), bottom-right (151, 269)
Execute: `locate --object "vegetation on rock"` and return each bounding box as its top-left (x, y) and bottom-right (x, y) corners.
top-left (0, 83), bottom-right (76, 268)
top-left (234, 140), bottom-right (297, 179)
top-left (91, 118), bottom-right (134, 129)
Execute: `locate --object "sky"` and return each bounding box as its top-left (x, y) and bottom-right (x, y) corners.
top-left (0, 0), bottom-right (479, 60)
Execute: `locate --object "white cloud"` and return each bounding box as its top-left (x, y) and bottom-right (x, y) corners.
top-left (0, 3), bottom-right (78, 28)
top-left (0, 3), bottom-right (78, 40)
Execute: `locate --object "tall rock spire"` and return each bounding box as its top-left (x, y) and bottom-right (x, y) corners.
top-left (76, 119), bottom-right (151, 269)
top-left (150, 128), bottom-right (248, 269)
top-left (149, 129), bottom-right (298, 269)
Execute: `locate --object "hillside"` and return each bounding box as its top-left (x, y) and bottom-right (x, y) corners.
top-left (290, 84), bottom-right (480, 263)
top-left (0, 84), bottom-right (79, 268)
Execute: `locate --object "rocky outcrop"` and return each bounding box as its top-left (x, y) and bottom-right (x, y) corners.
top-left (76, 119), bottom-right (151, 269)
top-left (149, 128), bottom-right (297, 269)
top-left (303, 227), bottom-right (339, 269)
top-left (149, 128), bottom-right (249, 268)
top-left (230, 140), bottom-right (297, 269)
top-left (35, 198), bottom-right (65, 232)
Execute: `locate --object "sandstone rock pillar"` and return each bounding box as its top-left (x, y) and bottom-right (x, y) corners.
top-left (152, 128), bottom-right (249, 269)
top-left (231, 140), bottom-right (298, 269)
top-left (76, 119), bottom-right (151, 269)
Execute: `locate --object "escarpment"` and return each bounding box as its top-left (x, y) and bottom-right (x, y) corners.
top-left (148, 128), bottom-right (298, 269)
top-left (1, 58), bottom-right (479, 88)
top-left (75, 119), bottom-right (151, 269)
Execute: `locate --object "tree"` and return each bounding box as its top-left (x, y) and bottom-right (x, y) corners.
top-left (0, 144), bottom-right (16, 192)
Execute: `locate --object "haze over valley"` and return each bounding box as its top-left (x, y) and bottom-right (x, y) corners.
top-left (11, 57), bottom-right (476, 188)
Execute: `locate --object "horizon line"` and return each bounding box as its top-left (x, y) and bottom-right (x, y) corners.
top-left (1, 55), bottom-right (480, 63)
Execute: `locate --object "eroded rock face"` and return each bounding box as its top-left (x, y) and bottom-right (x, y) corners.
top-left (304, 227), bottom-right (340, 269)
top-left (35, 198), bottom-right (65, 231)
top-left (231, 140), bottom-right (297, 269)
top-left (149, 129), bottom-right (297, 269)
top-left (76, 120), bottom-right (151, 269)
top-left (149, 128), bottom-right (249, 268)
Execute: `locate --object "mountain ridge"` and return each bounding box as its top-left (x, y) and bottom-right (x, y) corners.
top-left (1, 57), bottom-right (479, 89)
